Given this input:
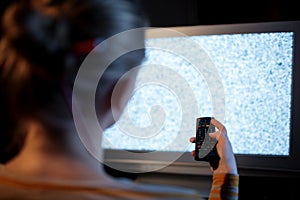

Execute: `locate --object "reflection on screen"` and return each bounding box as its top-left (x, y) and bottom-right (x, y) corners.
top-left (103, 32), bottom-right (293, 156)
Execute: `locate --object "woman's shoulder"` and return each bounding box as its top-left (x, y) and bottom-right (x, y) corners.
top-left (0, 165), bottom-right (204, 200)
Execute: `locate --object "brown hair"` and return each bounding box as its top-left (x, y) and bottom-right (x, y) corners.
top-left (0, 0), bottom-right (148, 163)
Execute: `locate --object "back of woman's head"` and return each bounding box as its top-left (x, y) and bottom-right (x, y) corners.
top-left (0, 0), bottom-right (148, 163)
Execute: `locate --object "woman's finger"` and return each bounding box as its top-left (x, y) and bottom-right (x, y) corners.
top-left (189, 137), bottom-right (196, 143)
top-left (211, 118), bottom-right (226, 134)
top-left (209, 131), bottom-right (221, 140)
top-left (191, 150), bottom-right (195, 157)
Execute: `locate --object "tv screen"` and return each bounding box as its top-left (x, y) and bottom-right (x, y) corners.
top-left (103, 20), bottom-right (300, 175)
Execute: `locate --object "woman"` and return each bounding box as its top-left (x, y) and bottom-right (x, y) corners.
top-left (0, 0), bottom-right (238, 199)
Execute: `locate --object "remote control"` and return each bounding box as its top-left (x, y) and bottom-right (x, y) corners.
top-left (194, 117), bottom-right (220, 168)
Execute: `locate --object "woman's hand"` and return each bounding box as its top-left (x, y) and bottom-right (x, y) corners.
top-left (190, 118), bottom-right (238, 174)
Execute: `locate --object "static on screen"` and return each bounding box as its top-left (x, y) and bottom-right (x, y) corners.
top-left (103, 32), bottom-right (293, 156)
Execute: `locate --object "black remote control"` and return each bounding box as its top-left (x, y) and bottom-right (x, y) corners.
top-left (194, 117), bottom-right (220, 168)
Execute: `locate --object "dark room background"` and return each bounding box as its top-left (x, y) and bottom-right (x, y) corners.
top-left (140, 0), bottom-right (300, 27)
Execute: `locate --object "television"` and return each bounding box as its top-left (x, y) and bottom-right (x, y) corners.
top-left (102, 20), bottom-right (300, 176)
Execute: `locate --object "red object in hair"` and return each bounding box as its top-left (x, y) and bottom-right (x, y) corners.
top-left (71, 38), bottom-right (103, 55)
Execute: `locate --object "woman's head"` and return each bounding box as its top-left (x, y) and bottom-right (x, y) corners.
top-left (0, 0), bottom-right (148, 163)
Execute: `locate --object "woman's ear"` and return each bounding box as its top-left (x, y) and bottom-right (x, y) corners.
top-left (110, 67), bottom-right (139, 122)
top-left (95, 67), bottom-right (140, 130)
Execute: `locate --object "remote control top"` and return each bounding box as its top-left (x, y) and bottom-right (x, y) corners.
top-left (194, 117), bottom-right (220, 164)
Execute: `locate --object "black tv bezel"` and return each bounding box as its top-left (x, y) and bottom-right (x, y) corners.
top-left (103, 20), bottom-right (300, 177)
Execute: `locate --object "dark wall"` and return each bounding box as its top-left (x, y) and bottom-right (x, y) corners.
top-left (140, 0), bottom-right (300, 27)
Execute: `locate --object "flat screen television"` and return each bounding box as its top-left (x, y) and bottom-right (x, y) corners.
top-left (102, 20), bottom-right (300, 176)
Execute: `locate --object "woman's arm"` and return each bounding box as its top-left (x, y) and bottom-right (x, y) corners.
top-left (190, 118), bottom-right (239, 200)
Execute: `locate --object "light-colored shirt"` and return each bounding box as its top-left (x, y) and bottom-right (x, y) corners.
top-left (0, 165), bottom-right (238, 200)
